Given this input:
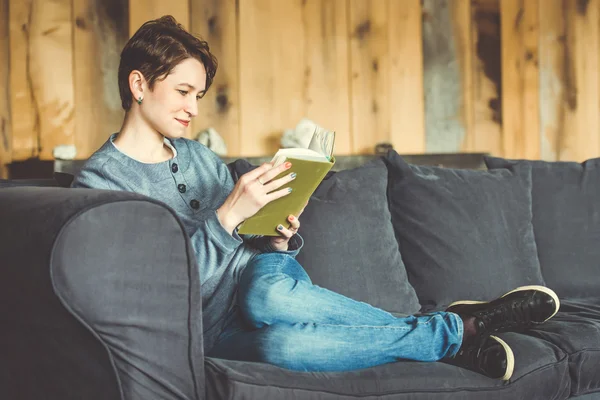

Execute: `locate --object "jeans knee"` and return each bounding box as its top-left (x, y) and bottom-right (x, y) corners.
top-left (239, 272), bottom-right (297, 328)
top-left (239, 254), bottom-right (310, 328)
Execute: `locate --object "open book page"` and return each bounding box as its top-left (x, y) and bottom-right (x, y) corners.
top-left (307, 126), bottom-right (335, 160)
top-left (271, 127), bottom-right (335, 167)
top-left (271, 148), bottom-right (330, 167)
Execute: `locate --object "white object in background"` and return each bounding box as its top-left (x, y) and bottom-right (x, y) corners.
top-left (195, 127), bottom-right (228, 156)
top-left (281, 118), bottom-right (324, 149)
top-left (53, 145), bottom-right (77, 160)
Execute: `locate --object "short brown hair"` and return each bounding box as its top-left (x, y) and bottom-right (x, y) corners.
top-left (118, 15), bottom-right (218, 110)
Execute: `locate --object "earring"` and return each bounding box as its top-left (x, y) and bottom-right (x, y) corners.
top-left (137, 96), bottom-right (143, 105)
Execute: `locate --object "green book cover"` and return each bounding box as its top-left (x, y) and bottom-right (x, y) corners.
top-left (237, 156), bottom-right (335, 236)
top-left (237, 127), bottom-right (336, 236)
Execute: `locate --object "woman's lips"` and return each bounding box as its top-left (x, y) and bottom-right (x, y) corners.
top-left (176, 119), bottom-right (189, 127)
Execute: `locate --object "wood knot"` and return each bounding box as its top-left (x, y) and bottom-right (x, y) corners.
top-left (354, 21), bottom-right (371, 40)
top-left (577, 0), bottom-right (590, 16)
top-left (75, 17), bottom-right (87, 29)
top-left (372, 59), bottom-right (379, 72)
top-left (208, 16), bottom-right (217, 35)
top-left (216, 85), bottom-right (229, 112)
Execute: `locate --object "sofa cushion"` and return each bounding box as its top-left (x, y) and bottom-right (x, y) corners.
top-left (205, 332), bottom-right (569, 399)
top-left (296, 158), bottom-right (421, 315)
top-left (485, 156), bottom-right (600, 298)
top-left (527, 298), bottom-right (600, 398)
top-left (384, 150), bottom-right (545, 311)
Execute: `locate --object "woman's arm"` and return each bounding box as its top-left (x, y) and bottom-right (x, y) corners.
top-left (188, 210), bottom-right (244, 281)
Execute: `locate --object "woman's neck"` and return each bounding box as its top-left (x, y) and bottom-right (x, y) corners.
top-left (114, 112), bottom-right (174, 163)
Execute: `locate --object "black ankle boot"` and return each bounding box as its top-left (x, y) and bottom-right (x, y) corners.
top-left (446, 285), bottom-right (560, 335)
top-left (445, 335), bottom-right (514, 381)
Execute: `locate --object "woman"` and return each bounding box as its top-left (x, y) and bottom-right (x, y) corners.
top-left (72, 15), bottom-right (559, 381)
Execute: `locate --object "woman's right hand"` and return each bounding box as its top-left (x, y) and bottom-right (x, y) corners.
top-left (217, 161), bottom-right (296, 234)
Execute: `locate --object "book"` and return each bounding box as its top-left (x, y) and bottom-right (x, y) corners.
top-left (237, 126), bottom-right (336, 236)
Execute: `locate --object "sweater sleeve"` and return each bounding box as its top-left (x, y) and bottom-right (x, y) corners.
top-left (190, 210), bottom-right (245, 281)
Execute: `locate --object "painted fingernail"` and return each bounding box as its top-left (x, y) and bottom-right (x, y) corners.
top-left (290, 172), bottom-right (297, 179)
top-left (287, 187), bottom-right (293, 193)
top-left (289, 215), bottom-right (295, 221)
top-left (277, 225), bottom-right (284, 230)
top-left (284, 162), bottom-right (292, 169)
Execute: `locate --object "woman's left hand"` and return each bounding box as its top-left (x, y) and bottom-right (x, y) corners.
top-left (269, 207), bottom-right (305, 251)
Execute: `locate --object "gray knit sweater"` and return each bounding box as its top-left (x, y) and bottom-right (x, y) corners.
top-left (71, 134), bottom-right (303, 351)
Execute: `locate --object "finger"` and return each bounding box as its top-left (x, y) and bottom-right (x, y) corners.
top-left (241, 163), bottom-right (274, 182)
top-left (260, 161), bottom-right (293, 184)
top-left (265, 186), bottom-right (293, 203)
top-left (263, 171), bottom-right (296, 192)
top-left (287, 215), bottom-right (300, 230)
top-left (276, 224), bottom-right (295, 238)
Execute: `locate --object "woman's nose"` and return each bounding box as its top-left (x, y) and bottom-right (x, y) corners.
top-left (185, 98), bottom-right (198, 117)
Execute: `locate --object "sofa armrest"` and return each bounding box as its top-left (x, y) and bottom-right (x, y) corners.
top-left (0, 187), bottom-right (205, 400)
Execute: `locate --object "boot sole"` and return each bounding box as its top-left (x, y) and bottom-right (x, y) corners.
top-left (447, 285), bottom-right (560, 323)
top-left (489, 335), bottom-right (514, 381)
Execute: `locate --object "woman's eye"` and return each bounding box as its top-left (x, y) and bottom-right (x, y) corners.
top-left (178, 90), bottom-right (188, 95)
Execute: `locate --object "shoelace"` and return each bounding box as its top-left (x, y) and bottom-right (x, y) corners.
top-left (479, 295), bottom-right (533, 331)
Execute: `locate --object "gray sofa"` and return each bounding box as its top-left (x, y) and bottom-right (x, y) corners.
top-left (1, 151), bottom-right (599, 399)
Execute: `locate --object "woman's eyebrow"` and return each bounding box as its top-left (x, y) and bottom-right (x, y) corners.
top-left (179, 82), bottom-right (196, 89)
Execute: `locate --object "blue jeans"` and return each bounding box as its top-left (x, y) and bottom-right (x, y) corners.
top-left (207, 253), bottom-right (463, 372)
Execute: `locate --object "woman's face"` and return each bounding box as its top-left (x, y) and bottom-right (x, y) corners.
top-left (142, 57), bottom-right (207, 139)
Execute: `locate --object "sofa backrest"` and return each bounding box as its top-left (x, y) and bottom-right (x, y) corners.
top-left (486, 156), bottom-right (600, 299)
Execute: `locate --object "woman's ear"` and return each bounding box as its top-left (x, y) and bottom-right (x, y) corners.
top-left (129, 70), bottom-right (146, 103)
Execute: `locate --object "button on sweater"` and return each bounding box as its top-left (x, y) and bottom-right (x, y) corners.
top-left (71, 134), bottom-right (303, 351)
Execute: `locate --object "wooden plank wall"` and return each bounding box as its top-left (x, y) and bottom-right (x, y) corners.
top-left (423, 0), bottom-right (504, 155)
top-left (350, 0), bottom-right (425, 154)
top-left (538, 0), bottom-right (600, 161)
top-left (9, 0), bottom-right (38, 161)
top-left (2, 0), bottom-right (600, 169)
top-left (9, 0), bottom-right (74, 161)
top-left (500, 0), bottom-right (540, 159)
top-left (190, 0), bottom-right (240, 155)
top-left (73, 0), bottom-right (129, 160)
top-left (0, 0), bottom-right (9, 178)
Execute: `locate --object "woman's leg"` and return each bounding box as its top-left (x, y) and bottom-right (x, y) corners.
top-left (238, 253), bottom-right (404, 329)
top-left (222, 253), bottom-right (553, 378)
top-left (213, 253), bottom-right (461, 371)
top-left (208, 313), bottom-right (463, 372)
